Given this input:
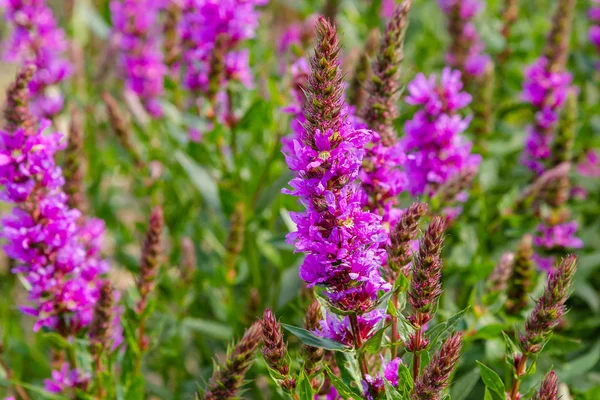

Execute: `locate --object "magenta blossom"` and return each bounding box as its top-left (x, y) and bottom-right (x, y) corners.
top-left (44, 364), bottom-right (90, 394)
top-left (314, 310), bottom-right (386, 347)
top-left (401, 68), bottom-right (480, 197)
top-left (577, 149), bottom-right (600, 178)
top-left (110, 0), bottom-right (167, 118)
top-left (1, 0), bottom-right (72, 118)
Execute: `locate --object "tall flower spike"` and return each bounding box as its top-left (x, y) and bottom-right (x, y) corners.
top-left (224, 202), bottom-right (246, 284)
top-left (550, 89), bottom-right (577, 168)
top-left (535, 371), bottom-right (559, 400)
top-left (202, 321), bottom-right (262, 400)
top-left (362, 0), bottom-right (413, 145)
top-left (102, 92), bottom-right (143, 167)
top-left (261, 309), bottom-right (295, 392)
top-left (137, 206), bottom-right (164, 315)
top-left (488, 252), bottom-right (515, 293)
top-left (402, 68), bottom-right (480, 199)
top-left (1, 70), bottom-right (109, 335)
top-left (303, 17), bottom-right (344, 138)
top-left (543, 0), bottom-right (575, 72)
top-left (180, 237), bottom-right (196, 282)
top-left (411, 332), bottom-right (463, 400)
top-left (89, 281), bottom-right (115, 373)
top-left (408, 216), bottom-right (446, 379)
top-left (110, 0), bottom-right (166, 118)
top-left (3, 65), bottom-right (36, 133)
top-left (64, 108), bottom-right (87, 213)
top-left (471, 61), bottom-right (495, 140)
top-left (520, 0), bottom-right (575, 173)
top-left (348, 29), bottom-right (380, 111)
top-left (520, 255), bottom-right (576, 354)
top-left (438, 0), bottom-right (490, 79)
top-left (283, 15), bottom-right (388, 319)
top-left (499, 0), bottom-right (519, 62)
top-left (1, 0), bottom-right (72, 118)
top-left (408, 216), bottom-right (447, 326)
top-left (505, 234), bottom-right (534, 315)
top-left (387, 202), bottom-right (428, 277)
top-left (164, 1), bottom-right (182, 68)
top-left (302, 300), bottom-right (325, 389)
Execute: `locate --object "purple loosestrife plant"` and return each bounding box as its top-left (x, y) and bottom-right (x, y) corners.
top-left (1, 0), bottom-right (72, 118)
top-left (520, 0), bottom-right (575, 174)
top-left (110, 0), bottom-right (167, 118)
top-left (359, 2), bottom-right (412, 229)
top-left (179, 0), bottom-right (267, 122)
top-left (508, 255), bottom-right (577, 400)
top-left (0, 69), bottom-right (108, 335)
top-left (438, 0), bottom-right (490, 79)
top-left (401, 67), bottom-right (481, 213)
top-left (283, 16), bottom-right (389, 327)
top-left (590, 1), bottom-right (600, 63)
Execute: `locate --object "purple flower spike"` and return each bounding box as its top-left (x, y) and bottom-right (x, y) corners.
top-left (402, 68), bottom-right (480, 198)
top-left (283, 17), bottom-right (389, 324)
top-left (439, 0), bottom-right (490, 78)
top-left (0, 70), bottom-right (111, 335)
top-left (179, 0), bottom-right (267, 122)
top-left (1, 0), bottom-right (72, 118)
top-left (110, 0), bottom-right (167, 118)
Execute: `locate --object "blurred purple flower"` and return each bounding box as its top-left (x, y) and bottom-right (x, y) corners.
top-left (438, 0), bottom-right (490, 77)
top-left (401, 67), bottom-right (480, 197)
top-left (0, 120), bottom-right (111, 334)
top-left (534, 221), bottom-right (583, 250)
top-left (110, 0), bottom-right (167, 118)
top-left (589, 1), bottom-right (600, 54)
top-left (577, 149), bottom-right (600, 178)
top-left (44, 364), bottom-right (89, 394)
top-left (1, 0), bottom-right (72, 118)
top-left (521, 57), bottom-right (573, 173)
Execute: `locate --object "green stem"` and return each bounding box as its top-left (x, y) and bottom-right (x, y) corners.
top-left (349, 313), bottom-right (368, 378)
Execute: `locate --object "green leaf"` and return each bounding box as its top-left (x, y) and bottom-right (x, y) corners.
top-left (125, 376), bottom-right (145, 400)
top-left (559, 341), bottom-right (600, 381)
top-left (384, 379), bottom-right (403, 400)
top-left (476, 361), bottom-right (506, 400)
top-left (326, 366), bottom-right (363, 399)
top-left (450, 368), bottom-right (480, 400)
top-left (41, 332), bottom-right (72, 350)
top-left (483, 388), bottom-right (494, 400)
top-left (175, 151), bottom-right (222, 213)
top-left (334, 351), bottom-right (363, 391)
top-left (182, 318), bottom-right (233, 341)
top-left (281, 324), bottom-right (350, 351)
top-left (297, 371), bottom-right (316, 400)
top-left (428, 307), bottom-right (470, 350)
top-left (501, 331), bottom-right (521, 366)
top-left (396, 361), bottom-right (413, 396)
top-left (363, 323), bottom-right (389, 353)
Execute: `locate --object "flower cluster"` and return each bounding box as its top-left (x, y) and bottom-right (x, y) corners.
top-left (44, 364), bottom-right (90, 394)
top-left (401, 67), bottom-right (481, 198)
top-left (590, 1), bottom-right (600, 60)
top-left (316, 310), bottom-right (386, 347)
top-left (521, 58), bottom-right (573, 173)
top-left (438, 0), bottom-right (490, 78)
top-left (1, 0), bottom-right (72, 118)
top-left (110, 0), bottom-right (167, 118)
top-left (284, 18), bottom-right (389, 345)
top-left (360, 2), bottom-right (412, 228)
top-left (0, 73), bottom-right (109, 335)
top-left (178, 0), bottom-right (267, 106)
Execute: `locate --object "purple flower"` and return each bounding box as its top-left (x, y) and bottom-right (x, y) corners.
top-left (590, 1), bottom-right (600, 54)
top-left (401, 68), bottom-right (480, 197)
top-left (314, 310), bottom-right (386, 347)
top-left (110, 0), bottom-right (167, 118)
top-left (179, 0), bottom-right (267, 119)
top-left (577, 149), bottom-right (600, 178)
top-left (44, 364), bottom-right (89, 394)
top-left (1, 0), bottom-right (72, 118)
top-left (534, 221), bottom-right (583, 250)
top-left (0, 121), bottom-right (110, 333)
top-left (383, 357), bottom-right (402, 386)
top-left (438, 0), bottom-right (490, 77)
top-left (521, 57), bottom-right (573, 173)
